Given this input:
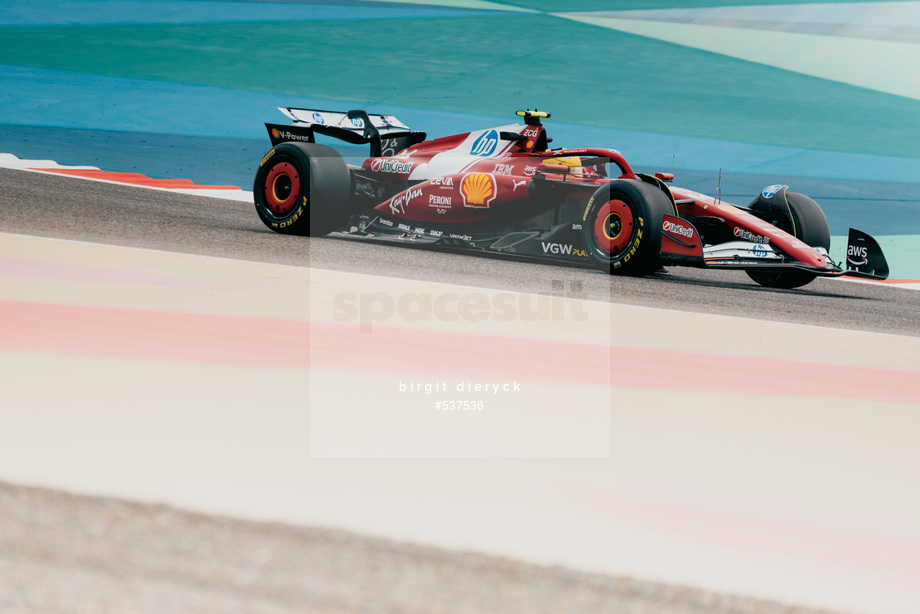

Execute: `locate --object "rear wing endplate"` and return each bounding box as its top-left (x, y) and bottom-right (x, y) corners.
top-left (266, 107), bottom-right (426, 157)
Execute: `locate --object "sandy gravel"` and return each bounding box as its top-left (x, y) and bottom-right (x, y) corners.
top-left (0, 481), bottom-right (845, 614)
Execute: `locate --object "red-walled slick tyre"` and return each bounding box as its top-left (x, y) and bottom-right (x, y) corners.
top-left (581, 180), bottom-right (674, 276)
top-left (253, 142), bottom-right (351, 236)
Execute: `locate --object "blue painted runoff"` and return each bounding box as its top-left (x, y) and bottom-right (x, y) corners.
top-left (4, 65), bottom-right (920, 186)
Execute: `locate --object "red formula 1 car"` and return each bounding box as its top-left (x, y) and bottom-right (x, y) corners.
top-left (253, 108), bottom-right (889, 289)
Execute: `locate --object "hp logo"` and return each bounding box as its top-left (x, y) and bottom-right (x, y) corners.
top-left (470, 130), bottom-right (498, 157)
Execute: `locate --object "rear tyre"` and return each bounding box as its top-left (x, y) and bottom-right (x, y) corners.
top-left (253, 142), bottom-right (351, 236)
top-left (581, 180), bottom-right (675, 276)
top-left (746, 191), bottom-right (830, 289)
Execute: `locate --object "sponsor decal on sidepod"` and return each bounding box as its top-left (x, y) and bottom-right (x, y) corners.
top-left (460, 173), bottom-right (496, 208)
top-left (389, 186), bottom-right (422, 215)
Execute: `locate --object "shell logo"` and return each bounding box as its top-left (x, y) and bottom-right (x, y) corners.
top-left (460, 173), bottom-right (497, 208)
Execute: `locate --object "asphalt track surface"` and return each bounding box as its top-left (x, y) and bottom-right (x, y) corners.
top-left (3, 166), bottom-right (918, 338)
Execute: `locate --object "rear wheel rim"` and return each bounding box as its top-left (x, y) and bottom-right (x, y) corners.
top-left (594, 199), bottom-right (634, 257)
top-left (263, 161), bottom-right (301, 216)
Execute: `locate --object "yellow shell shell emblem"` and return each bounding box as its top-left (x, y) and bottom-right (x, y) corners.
top-left (460, 173), bottom-right (496, 208)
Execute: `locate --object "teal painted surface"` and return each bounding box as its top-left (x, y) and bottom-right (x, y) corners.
top-left (0, 0), bottom-right (504, 26)
top-left (2, 15), bottom-right (920, 158)
top-left (830, 236), bottom-right (920, 280)
top-left (498, 0), bottom-right (896, 11)
top-left (6, 65), bottom-right (920, 184)
top-left (0, 0), bottom-right (917, 278)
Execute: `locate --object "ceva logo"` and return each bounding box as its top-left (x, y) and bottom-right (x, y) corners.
top-left (470, 130), bottom-right (499, 157)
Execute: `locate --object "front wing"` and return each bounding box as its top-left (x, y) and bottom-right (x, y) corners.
top-left (660, 215), bottom-right (889, 280)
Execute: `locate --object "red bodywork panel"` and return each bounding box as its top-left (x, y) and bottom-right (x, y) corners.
top-left (670, 187), bottom-right (829, 268)
top-left (361, 118), bottom-right (826, 270)
top-left (368, 120), bottom-right (637, 225)
top-left (376, 172), bottom-right (533, 224)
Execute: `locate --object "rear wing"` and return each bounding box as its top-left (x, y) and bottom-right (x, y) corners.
top-left (266, 107), bottom-right (426, 157)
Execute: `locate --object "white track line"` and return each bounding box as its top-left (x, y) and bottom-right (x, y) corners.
top-left (0, 153), bottom-right (253, 202)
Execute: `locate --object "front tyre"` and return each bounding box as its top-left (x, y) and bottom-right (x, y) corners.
top-left (581, 180), bottom-right (675, 276)
top-left (253, 142), bottom-right (351, 236)
top-left (746, 190), bottom-right (830, 289)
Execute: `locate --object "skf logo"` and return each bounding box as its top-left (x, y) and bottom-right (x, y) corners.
top-left (460, 173), bottom-right (496, 208)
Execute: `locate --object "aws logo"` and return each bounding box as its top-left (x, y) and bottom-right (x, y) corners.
top-left (460, 173), bottom-right (496, 208)
top-left (847, 244), bottom-right (868, 265)
top-left (470, 130), bottom-right (499, 157)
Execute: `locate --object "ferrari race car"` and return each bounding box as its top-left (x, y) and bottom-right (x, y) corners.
top-left (253, 107), bottom-right (889, 289)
